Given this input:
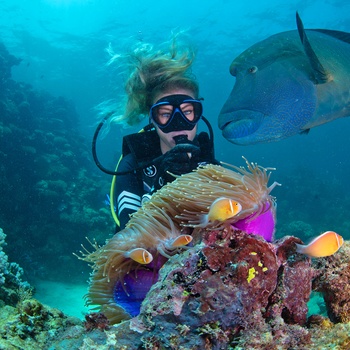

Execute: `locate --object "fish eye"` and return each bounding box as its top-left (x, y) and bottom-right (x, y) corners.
top-left (248, 66), bottom-right (258, 74)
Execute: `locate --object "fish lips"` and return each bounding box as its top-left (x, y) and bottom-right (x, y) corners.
top-left (218, 109), bottom-right (265, 145)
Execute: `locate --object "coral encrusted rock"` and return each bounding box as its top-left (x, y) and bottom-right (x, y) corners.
top-left (313, 241), bottom-right (350, 323)
top-left (125, 228), bottom-right (314, 349)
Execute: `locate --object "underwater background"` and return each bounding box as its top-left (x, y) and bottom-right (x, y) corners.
top-left (0, 0), bottom-right (349, 324)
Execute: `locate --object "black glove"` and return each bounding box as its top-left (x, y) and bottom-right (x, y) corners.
top-left (159, 142), bottom-right (201, 177)
top-left (153, 133), bottom-right (218, 191)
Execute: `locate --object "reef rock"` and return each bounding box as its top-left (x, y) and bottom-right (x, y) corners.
top-left (0, 299), bottom-right (83, 350)
top-left (110, 228), bottom-right (314, 349)
top-left (313, 241), bottom-right (350, 323)
top-left (0, 227), bottom-right (84, 349)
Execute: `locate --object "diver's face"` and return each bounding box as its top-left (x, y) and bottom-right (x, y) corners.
top-left (152, 88), bottom-right (198, 154)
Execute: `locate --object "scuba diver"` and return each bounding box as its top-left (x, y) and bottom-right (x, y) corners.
top-left (92, 36), bottom-right (218, 231)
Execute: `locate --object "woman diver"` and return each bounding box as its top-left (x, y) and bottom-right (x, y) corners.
top-left (93, 36), bottom-right (218, 231)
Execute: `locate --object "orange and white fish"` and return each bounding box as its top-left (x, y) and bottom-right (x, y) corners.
top-left (167, 235), bottom-right (193, 248)
top-left (125, 248), bottom-right (153, 264)
top-left (200, 197), bottom-right (242, 226)
top-left (295, 231), bottom-right (344, 258)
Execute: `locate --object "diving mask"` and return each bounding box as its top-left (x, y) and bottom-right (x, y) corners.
top-left (150, 94), bottom-right (203, 133)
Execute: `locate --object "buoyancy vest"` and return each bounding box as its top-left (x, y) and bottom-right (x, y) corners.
top-left (121, 127), bottom-right (163, 196)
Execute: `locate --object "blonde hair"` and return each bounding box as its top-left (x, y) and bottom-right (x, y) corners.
top-left (104, 35), bottom-right (199, 127)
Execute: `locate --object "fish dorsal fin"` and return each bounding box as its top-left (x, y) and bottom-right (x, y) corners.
top-left (310, 29), bottom-right (350, 45)
top-left (296, 12), bottom-right (329, 84)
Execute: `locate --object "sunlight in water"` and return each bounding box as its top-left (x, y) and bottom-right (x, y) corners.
top-left (43, 0), bottom-right (90, 6)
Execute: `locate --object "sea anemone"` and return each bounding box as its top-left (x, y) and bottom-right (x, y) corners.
top-left (78, 158), bottom-right (279, 324)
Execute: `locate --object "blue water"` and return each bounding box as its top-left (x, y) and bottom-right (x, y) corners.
top-left (0, 0), bottom-right (349, 317)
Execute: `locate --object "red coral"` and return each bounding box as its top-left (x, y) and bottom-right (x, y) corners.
top-left (84, 312), bottom-right (110, 332)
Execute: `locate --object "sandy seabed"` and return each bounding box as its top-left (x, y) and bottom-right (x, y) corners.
top-left (34, 279), bottom-right (89, 319)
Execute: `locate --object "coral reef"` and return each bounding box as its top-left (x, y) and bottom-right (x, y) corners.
top-left (0, 298), bottom-right (82, 349)
top-left (0, 42), bottom-right (113, 283)
top-left (47, 228), bottom-right (349, 349)
top-left (308, 315), bottom-right (350, 350)
top-left (0, 228), bottom-right (31, 307)
top-left (0, 227), bottom-right (83, 349)
top-left (313, 241), bottom-right (350, 323)
top-left (1, 223), bottom-right (350, 349)
top-left (126, 228), bottom-right (314, 349)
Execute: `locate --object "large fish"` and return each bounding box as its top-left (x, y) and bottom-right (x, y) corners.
top-left (218, 13), bottom-right (350, 145)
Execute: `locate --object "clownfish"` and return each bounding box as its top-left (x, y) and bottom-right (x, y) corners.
top-left (295, 231), bottom-right (344, 258)
top-left (200, 197), bottom-right (242, 226)
top-left (167, 234), bottom-right (193, 248)
top-left (125, 248), bottom-right (153, 264)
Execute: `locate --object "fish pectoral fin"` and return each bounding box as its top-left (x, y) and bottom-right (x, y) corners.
top-left (299, 129), bottom-right (310, 135)
top-left (296, 12), bottom-right (330, 84)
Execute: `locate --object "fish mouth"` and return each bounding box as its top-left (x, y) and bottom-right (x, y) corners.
top-left (218, 110), bottom-right (265, 145)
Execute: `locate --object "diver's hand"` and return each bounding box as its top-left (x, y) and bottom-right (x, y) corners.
top-left (159, 143), bottom-right (201, 176)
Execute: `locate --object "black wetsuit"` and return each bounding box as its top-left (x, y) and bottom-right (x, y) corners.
top-left (115, 128), bottom-right (217, 231)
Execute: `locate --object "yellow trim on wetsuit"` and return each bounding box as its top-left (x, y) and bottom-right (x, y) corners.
top-left (109, 156), bottom-right (122, 226)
